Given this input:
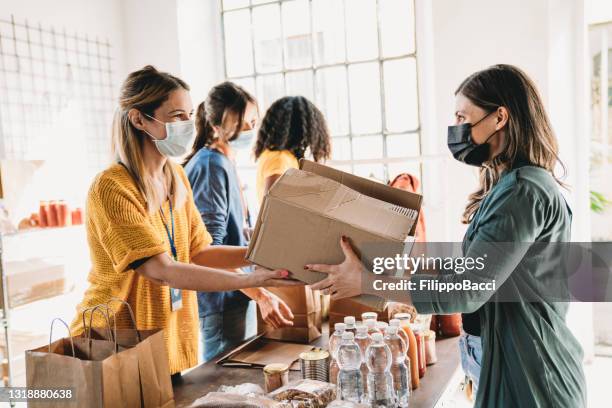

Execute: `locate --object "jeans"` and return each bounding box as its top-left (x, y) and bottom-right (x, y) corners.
top-left (459, 331), bottom-right (483, 395)
top-left (200, 301), bottom-right (257, 362)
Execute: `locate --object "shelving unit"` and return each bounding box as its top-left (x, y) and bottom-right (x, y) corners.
top-left (0, 225), bottom-right (90, 387)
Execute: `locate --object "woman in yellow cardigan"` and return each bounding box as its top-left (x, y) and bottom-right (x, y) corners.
top-left (70, 66), bottom-right (297, 376)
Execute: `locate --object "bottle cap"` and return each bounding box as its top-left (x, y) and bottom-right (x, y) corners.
top-left (342, 331), bottom-right (355, 340)
top-left (389, 318), bottom-right (400, 327)
top-left (361, 312), bottom-right (378, 321)
top-left (394, 313), bottom-right (412, 321)
top-left (344, 316), bottom-right (356, 326)
top-left (364, 319), bottom-right (377, 328)
top-left (385, 325), bottom-right (398, 335)
top-left (356, 324), bottom-right (367, 333)
top-left (371, 332), bottom-right (384, 342)
top-left (376, 321), bottom-right (389, 330)
top-left (334, 322), bottom-right (346, 332)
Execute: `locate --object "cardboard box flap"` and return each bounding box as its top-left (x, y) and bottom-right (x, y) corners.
top-left (270, 168), bottom-right (417, 242)
top-left (300, 159), bottom-right (422, 209)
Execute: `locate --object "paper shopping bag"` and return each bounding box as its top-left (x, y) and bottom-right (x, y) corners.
top-left (87, 299), bottom-right (175, 408)
top-left (257, 287), bottom-right (322, 343)
top-left (25, 317), bottom-right (141, 408)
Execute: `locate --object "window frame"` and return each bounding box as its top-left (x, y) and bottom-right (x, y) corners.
top-left (220, 0), bottom-right (423, 183)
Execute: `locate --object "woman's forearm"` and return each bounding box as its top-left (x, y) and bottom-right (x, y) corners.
top-left (137, 253), bottom-right (256, 292)
top-left (191, 245), bottom-right (250, 269)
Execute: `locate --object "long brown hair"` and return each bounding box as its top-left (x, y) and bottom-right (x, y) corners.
top-left (457, 64), bottom-right (565, 223)
top-left (112, 65), bottom-right (188, 213)
top-left (182, 81), bottom-right (256, 165)
top-left (254, 96), bottom-right (331, 162)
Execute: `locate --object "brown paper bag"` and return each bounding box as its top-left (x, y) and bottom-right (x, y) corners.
top-left (258, 287), bottom-right (322, 343)
top-left (87, 299), bottom-right (175, 408)
top-left (26, 317), bottom-right (141, 408)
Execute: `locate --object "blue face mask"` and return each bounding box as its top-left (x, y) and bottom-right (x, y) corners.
top-left (229, 129), bottom-right (255, 150)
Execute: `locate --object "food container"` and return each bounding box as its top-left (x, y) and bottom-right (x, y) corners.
top-left (38, 201), bottom-right (49, 227)
top-left (57, 200), bottom-right (70, 227)
top-left (424, 330), bottom-right (437, 365)
top-left (299, 349), bottom-right (329, 382)
top-left (263, 363), bottom-right (289, 393)
top-left (48, 201), bottom-right (59, 227)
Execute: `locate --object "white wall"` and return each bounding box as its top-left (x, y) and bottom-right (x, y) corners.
top-left (0, 0), bottom-right (127, 79)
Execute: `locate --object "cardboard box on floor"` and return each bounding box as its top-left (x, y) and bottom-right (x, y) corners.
top-left (248, 160), bottom-right (422, 312)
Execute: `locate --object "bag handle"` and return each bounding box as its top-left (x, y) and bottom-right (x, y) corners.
top-left (82, 304), bottom-right (118, 353)
top-left (107, 297), bottom-right (141, 342)
top-left (49, 318), bottom-right (75, 357)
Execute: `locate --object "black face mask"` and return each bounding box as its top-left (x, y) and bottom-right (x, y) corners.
top-left (447, 111), bottom-right (497, 167)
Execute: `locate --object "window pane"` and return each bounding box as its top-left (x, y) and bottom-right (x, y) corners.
top-left (352, 135), bottom-right (383, 160)
top-left (348, 62), bottom-right (381, 134)
top-left (386, 133), bottom-right (420, 158)
top-left (223, 10), bottom-right (254, 77)
top-left (354, 163), bottom-right (385, 181)
top-left (384, 58), bottom-right (419, 132)
top-left (282, 0), bottom-right (312, 69)
top-left (312, 0), bottom-right (345, 65)
top-left (286, 70), bottom-right (314, 100)
top-left (330, 136), bottom-right (352, 161)
top-left (223, 0), bottom-right (248, 10)
top-left (252, 0), bottom-right (276, 4)
top-left (380, 0), bottom-right (415, 57)
top-left (253, 4), bottom-right (282, 73)
top-left (316, 66), bottom-right (349, 136)
top-left (345, 0), bottom-right (378, 62)
top-left (231, 77), bottom-right (257, 101)
top-left (256, 73), bottom-right (285, 111)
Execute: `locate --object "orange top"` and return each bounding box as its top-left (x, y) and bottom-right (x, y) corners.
top-left (70, 163), bottom-right (212, 374)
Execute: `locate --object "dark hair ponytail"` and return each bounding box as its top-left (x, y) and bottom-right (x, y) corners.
top-left (183, 81), bottom-right (256, 165)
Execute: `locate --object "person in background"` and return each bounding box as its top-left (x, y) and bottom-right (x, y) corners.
top-left (254, 96), bottom-right (331, 202)
top-left (70, 66), bottom-right (298, 377)
top-left (307, 64), bottom-right (586, 407)
top-left (388, 173), bottom-right (427, 242)
top-left (183, 82), bottom-right (295, 362)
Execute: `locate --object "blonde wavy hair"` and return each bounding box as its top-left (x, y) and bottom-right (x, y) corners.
top-left (111, 65), bottom-right (187, 213)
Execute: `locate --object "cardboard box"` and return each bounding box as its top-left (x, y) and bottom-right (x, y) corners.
top-left (247, 160), bottom-right (422, 310)
top-left (328, 299), bottom-right (390, 327)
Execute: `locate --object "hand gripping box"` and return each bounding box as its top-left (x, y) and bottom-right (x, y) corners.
top-left (247, 160), bottom-right (422, 311)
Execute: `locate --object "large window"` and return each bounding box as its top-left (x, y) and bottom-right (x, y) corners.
top-left (589, 23), bottom-right (612, 242)
top-left (220, 0), bottom-right (421, 186)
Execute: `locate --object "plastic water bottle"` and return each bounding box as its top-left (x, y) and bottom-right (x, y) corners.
top-left (364, 319), bottom-right (380, 336)
top-left (329, 323), bottom-right (346, 384)
top-left (336, 332), bottom-right (364, 403)
top-left (376, 321), bottom-right (389, 333)
top-left (355, 325), bottom-right (371, 393)
top-left (366, 332), bottom-right (395, 407)
top-left (344, 316), bottom-right (357, 334)
top-left (389, 318), bottom-right (412, 392)
top-left (385, 325), bottom-right (411, 407)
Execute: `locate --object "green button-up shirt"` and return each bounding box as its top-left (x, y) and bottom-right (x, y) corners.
top-left (412, 165), bottom-right (587, 408)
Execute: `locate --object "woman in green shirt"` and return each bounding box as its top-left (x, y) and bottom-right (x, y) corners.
top-left (307, 64), bottom-right (587, 407)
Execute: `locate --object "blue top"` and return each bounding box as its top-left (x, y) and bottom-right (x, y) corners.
top-left (184, 148), bottom-right (250, 317)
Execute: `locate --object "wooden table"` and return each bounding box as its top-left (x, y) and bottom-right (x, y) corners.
top-left (173, 333), bottom-right (461, 407)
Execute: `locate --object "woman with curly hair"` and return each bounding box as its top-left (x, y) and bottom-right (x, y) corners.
top-left (254, 96), bottom-right (331, 202)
